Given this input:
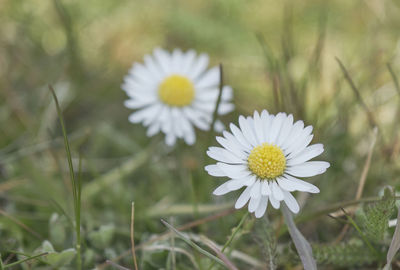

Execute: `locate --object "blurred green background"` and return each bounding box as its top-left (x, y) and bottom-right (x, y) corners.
top-left (1, 0), bottom-right (400, 269)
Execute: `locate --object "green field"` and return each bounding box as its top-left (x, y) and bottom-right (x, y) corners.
top-left (1, 0), bottom-right (400, 269)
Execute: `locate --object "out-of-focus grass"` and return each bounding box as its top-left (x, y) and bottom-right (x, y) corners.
top-left (1, 0), bottom-right (400, 269)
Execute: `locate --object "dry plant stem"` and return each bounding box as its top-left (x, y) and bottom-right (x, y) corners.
top-left (105, 260), bottom-right (131, 270)
top-left (387, 63), bottom-right (400, 158)
top-left (201, 236), bottom-right (239, 270)
top-left (0, 209), bottom-right (42, 240)
top-left (334, 127), bottom-right (377, 243)
top-left (335, 58), bottom-right (380, 133)
top-left (161, 219), bottom-right (226, 267)
top-left (130, 203), bottom-right (138, 270)
top-left (208, 212), bottom-right (249, 270)
top-left (97, 208), bottom-right (236, 269)
top-left (387, 63), bottom-right (400, 96)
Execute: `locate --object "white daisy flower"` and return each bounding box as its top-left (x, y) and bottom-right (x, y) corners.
top-left (121, 48), bottom-right (234, 146)
top-left (205, 110), bottom-right (330, 217)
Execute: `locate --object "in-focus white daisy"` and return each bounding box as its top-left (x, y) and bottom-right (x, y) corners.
top-left (205, 110), bottom-right (330, 217)
top-left (122, 48), bottom-right (234, 146)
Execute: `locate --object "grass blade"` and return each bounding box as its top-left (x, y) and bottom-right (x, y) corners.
top-left (282, 205), bottom-right (317, 270)
top-left (4, 253), bottom-right (48, 269)
top-left (49, 85), bottom-right (82, 270)
top-left (130, 202), bottom-right (139, 270)
top-left (161, 219), bottom-right (226, 268)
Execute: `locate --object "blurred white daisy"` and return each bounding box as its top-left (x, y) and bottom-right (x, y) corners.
top-left (205, 110), bottom-right (330, 217)
top-left (122, 48), bottom-right (234, 146)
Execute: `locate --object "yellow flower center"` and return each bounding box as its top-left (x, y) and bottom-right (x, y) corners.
top-left (248, 143), bottom-right (286, 180)
top-left (158, 75), bottom-right (195, 107)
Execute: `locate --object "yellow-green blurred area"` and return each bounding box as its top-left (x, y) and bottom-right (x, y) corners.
top-left (2, 0), bottom-right (400, 269)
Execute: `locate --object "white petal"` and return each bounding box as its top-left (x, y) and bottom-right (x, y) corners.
top-left (268, 112), bottom-right (286, 144)
top-left (205, 164), bottom-right (226, 177)
top-left (282, 191), bottom-right (300, 214)
top-left (271, 181), bottom-right (284, 201)
top-left (128, 104), bottom-right (161, 124)
top-left (264, 115), bottom-right (275, 143)
top-left (280, 174), bottom-right (320, 193)
top-left (129, 63), bottom-right (154, 84)
top-left (195, 66), bottom-right (219, 88)
top-left (124, 98), bottom-right (156, 109)
top-left (227, 179), bottom-right (248, 190)
top-left (153, 48), bottom-right (172, 75)
top-left (281, 120), bottom-right (304, 149)
top-left (213, 181), bottom-right (231, 195)
top-left (269, 195), bottom-right (280, 209)
top-left (143, 54), bottom-right (164, 80)
top-left (239, 115), bottom-right (258, 147)
top-left (180, 50), bottom-right (196, 75)
top-left (171, 48), bottom-right (183, 73)
top-left (216, 136), bottom-right (248, 159)
top-left (261, 181), bottom-right (271, 196)
top-left (207, 147), bottom-right (245, 164)
top-left (179, 113), bottom-right (196, 145)
top-left (253, 111), bottom-right (265, 144)
top-left (286, 161), bottom-right (330, 177)
top-left (255, 196), bottom-right (269, 218)
top-left (285, 126), bottom-right (313, 156)
top-left (242, 174), bottom-right (257, 186)
top-left (183, 107), bottom-right (210, 130)
top-left (286, 144), bottom-right (324, 166)
top-left (213, 179), bottom-right (244, 195)
top-left (217, 103), bottom-right (235, 114)
top-left (235, 186), bottom-right (252, 209)
top-left (217, 163), bottom-right (250, 179)
top-left (276, 114), bottom-right (294, 147)
top-left (213, 120), bottom-right (225, 132)
top-left (188, 53), bottom-right (209, 80)
top-left (229, 123), bottom-right (252, 151)
top-left (250, 180), bottom-right (261, 198)
top-left (146, 121), bottom-right (161, 137)
top-left (248, 196), bottom-right (261, 213)
top-left (165, 132), bottom-right (176, 146)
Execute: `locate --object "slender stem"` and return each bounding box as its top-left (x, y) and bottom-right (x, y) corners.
top-left (221, 212), bottom-right (249, 253)
top-left (342, 209), bottom-right (380, 258)
top-left (4, 253), bottom-right (48, 269)
top-left (49, 85), bottom-right (82, 270)
top-left (387, 63), bottom-right (400, 96)
top-left (209, 64), bottom-right (224, 137)
top-left (208, 212), bottom-right (249, 270)
top-left (130, 202), bottom-right (139, 270)
top-left (0, 253), bottom-right (4, 270)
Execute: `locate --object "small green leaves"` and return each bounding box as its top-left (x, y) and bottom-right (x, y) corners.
top-left (357, 187), bottom-right (396, 244)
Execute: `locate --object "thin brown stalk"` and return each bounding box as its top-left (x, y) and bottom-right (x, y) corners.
top-left (0, 209), bottom-right (42, 240)
top-left (335, 57), bottom-right (378, 130)
top-left (334, 127), bottom-right (378, 243)
top-left (97, 208), bottom-right (236, 269)
top-left (130, 202), bottom-right (138, 270)
top-left (200, 236), bottom-right (239, 270)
